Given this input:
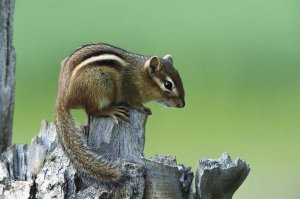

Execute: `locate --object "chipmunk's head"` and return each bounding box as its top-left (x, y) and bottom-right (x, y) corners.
top-left (144, 55), bottom-right (185, 108)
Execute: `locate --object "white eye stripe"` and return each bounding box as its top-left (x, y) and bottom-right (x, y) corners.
top-left (166, 76), bottom-right (179, 96)
top-left (153, 76), bottom-right (179, 96)
top-left (165, 76), bottom-right (174, 89)
top-left (153, 77), bottom-right (165, 91)
top-left (173, 88), bottom-right (179, 96)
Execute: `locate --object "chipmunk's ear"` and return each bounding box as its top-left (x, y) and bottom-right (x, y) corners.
top-left (145, 56), bottom-right (161, 76)
top-left (163, 54), bottom-right (173, 64)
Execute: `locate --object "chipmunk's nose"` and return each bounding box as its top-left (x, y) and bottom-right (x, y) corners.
top-left (177, 100), bottom-right (185, 108)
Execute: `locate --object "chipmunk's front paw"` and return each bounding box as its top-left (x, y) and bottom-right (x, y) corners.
top-left (140, 106), bottom-right (152, 115)
top-left (93, 106), bottom-right (129, 124)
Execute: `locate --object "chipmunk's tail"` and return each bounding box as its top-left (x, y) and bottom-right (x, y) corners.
top-left (55, 108), bottom-right (123, 182)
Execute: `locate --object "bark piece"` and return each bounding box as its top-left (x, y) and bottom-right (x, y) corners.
top-left (0, 121), bottom-right (57, 182)
top-left (178, 164), bottom-right (194, 199)
top-left (195, 152), bottom-right (250, 199)
top-left (0, 179), bottom-right (32, 199)
top-left (144, 155), bottom-right (183, 199)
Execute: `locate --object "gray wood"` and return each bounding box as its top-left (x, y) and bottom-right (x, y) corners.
top-left (88, 109), bottom-right (147, 164)
top-left (178, 164), bottom-right (194, 199)
top-left (0, 0), bottom-right (16, 153)
top-left (144, 156), bottom-right (183, 199)
top-left (195, 152), bottom-right (250, 199)
top-left (87, 109), bottom-right (147, 198)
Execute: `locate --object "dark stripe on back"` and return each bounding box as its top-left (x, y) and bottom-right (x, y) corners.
top-left (66, 44), bottom-right (127, 67)
top-left (72, 59), bottom-right (124, 80)
top-left (87, 59), bottom-right (123, 70)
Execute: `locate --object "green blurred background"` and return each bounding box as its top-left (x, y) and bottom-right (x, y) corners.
top-left (12, 0), bottom-right (300, 198)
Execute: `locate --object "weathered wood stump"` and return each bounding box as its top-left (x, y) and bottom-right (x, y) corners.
top-left (0, 110), bottom-right (250, 198)
top-left (0, 0), bottom-right (16, 153)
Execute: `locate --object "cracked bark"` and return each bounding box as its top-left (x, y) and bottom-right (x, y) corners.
top-left (0, 110), bottom-right (250, 199)
top-left (0, 0), bottom-right (16, 153)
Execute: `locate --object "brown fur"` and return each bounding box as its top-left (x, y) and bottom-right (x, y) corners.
top-left (55, 43), bottom-right (185, 182)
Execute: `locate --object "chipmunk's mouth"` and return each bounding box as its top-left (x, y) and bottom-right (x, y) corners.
top-left (158, 99), bottom-right (185, 108)
top-left (157, 100), bottom-right (174, 108)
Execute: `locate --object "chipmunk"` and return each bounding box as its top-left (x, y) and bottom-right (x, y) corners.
top-left (55, 43), bottom-right (185, 182)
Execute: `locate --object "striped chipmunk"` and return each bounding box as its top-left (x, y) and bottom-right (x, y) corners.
top-left (55, 43), bottom-right (185, 182)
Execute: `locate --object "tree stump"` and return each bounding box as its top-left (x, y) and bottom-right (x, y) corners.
top-left (0, 110), bottom-right (250, 198)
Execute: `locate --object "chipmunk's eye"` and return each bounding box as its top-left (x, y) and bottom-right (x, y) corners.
top-left (164, 80), bottom-right (173, 91)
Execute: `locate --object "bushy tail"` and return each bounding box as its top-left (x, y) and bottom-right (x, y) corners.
top-left (55, 108), bottom-right (123, 182)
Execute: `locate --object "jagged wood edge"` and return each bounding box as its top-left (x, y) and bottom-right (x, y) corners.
top-left (0, 110), bottom-right (250, 199)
